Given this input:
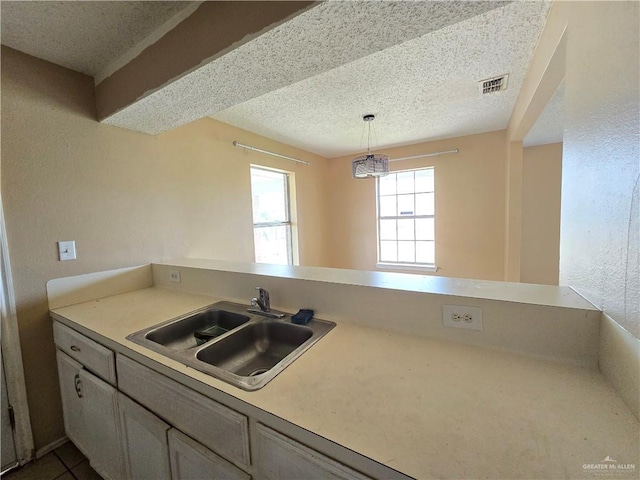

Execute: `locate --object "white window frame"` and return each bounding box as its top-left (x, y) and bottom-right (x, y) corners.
top-left (250, 166), bottom-right (294, 265)
top-left (375, 167), bottom-right (438, 272)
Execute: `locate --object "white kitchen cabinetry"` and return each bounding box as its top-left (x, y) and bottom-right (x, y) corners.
top-left (255, 424), bottom-right (371, 480)
top-left (118, 392), bottom-right (171, 480)
top-left (168, 429), bottom-right (251, 480)
top-left (55, 350), bottom-right (124, 479)
top-left (116, 354), bottom-right (251, 471)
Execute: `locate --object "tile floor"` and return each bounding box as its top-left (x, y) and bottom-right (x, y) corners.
top-left (2, 441), bottom-right (102, 480)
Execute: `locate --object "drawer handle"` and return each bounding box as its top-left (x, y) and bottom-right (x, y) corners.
top-left (70, 345), bottom-right (81, 352)
top-left (74, 374), bottom-right (83, 399)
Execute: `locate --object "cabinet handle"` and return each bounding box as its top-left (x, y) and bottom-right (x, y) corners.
top-left (70, 345), bottom-right (81, 352)
top-left (74, 374), bottom-right (83, 398)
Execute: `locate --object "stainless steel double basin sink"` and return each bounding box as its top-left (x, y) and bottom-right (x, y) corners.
top-left (127, 302), bottom-right (335, 391)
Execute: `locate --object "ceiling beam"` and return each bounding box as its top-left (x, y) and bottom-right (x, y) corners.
top-left (507, 1), bottom-right (568, 142)
top-left (95, 1), bottom-right (315, 122)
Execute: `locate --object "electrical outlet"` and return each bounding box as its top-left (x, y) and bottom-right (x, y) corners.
top-left (169, 270), bottom-right (181, 283)
top-left (442, 305), bottom-right (483, 331)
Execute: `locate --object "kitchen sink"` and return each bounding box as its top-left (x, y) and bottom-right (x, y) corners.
top-left (126, 301), bottom-right (335, 390)
top-left (145, 309), bottom-right (250, 351)
top-left (196, 321), bottom-right (313, 376)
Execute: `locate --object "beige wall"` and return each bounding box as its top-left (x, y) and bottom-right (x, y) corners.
top-left (327, 131), bottom-right (508, 281)
top-left (1, 47), bottom-right (330, 449)
top-left (520, 143), bottom-right (562, 285)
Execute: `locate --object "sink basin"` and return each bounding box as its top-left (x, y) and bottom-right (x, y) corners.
top-left (145, 309), bottom-right (250, 351)
top-left (196, 322), bottom-right (313, 376)
top-left (126, 301), bottom-right (335, 390)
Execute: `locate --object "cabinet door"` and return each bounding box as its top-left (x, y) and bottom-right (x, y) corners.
top-left (118, 392), bottom-right (171, 480)
top-left (117, 355), bottom-right (250, 469)
top-left (168, 429), bottom-right (250, 480)
top-left (255, 424), bottom-right (370, 480)
top-left (79, 369), bottom-right (125, 480)
top-left (56, 351), bottom-right (88, 456)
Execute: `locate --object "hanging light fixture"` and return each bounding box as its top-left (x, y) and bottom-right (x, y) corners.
top-left (352, 114), bottom-right (389, 179)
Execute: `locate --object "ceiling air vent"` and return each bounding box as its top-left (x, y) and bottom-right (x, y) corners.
top-left (480, 74), bottom-right (509, 94)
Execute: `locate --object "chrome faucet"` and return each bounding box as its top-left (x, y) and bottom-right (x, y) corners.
top-left (251, 287), bottom-right (270, 312)
top-left (248, 287), bottom-right (285, 319)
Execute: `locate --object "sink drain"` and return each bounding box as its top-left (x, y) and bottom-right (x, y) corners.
top-left (248, 368), bottom-right (269, 377)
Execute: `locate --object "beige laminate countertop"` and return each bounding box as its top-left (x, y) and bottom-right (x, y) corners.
top-left (51, 287), bottom-right (639, 480)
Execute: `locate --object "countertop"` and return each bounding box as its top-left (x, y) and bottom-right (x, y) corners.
top-left (51, 287), bottom-right (639, 480)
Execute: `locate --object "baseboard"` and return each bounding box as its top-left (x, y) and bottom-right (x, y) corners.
top-left (34, 435), bottom-right (68, 459)
top-left (599, 313), bottom-right (640, 421)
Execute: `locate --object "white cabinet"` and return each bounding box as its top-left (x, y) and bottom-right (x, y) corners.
top-left (56, 350), bottom-right (124, 479)
top-left (255, 424), bottom-right (370, 480)
top-left (56, 351), bottom-right (87, 453)
top-left (117, 354), bottom-right (251, 470)
top-left (168, 429), bottom-right (250, 480)
top-left (54, 322), bottom-right (116, 385)
top-left (118, 392), bottom-right (171, 480)
top-left (79, 369), bottom-right (124, 480)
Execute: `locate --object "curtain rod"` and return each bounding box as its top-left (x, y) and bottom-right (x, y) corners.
top-left (233, 141), bottom-right (310, 166)
top-left (389, 149), bottom-right (459, 162)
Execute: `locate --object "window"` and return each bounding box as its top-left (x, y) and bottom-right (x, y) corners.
top-left (250, 166), bottom-right (293, 265)
top-left (377, 168), bottom-right (435, 268)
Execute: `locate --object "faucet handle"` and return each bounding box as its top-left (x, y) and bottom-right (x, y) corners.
top-left (254, 287), bottom-right (270, 311)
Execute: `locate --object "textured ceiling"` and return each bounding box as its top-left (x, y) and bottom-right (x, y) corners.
top-left (523, 82), bottom-right (565, 147)
top-left (213, 1), bottom-right (551, 157)
top-left (101, 1), bottom-right (508, 135)
top-left (1, 1), bottom-right (557, 155)
top-left (0, 1), bottom-right (195, 77)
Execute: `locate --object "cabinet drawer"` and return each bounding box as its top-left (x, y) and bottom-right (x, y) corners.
top-left (54, 322), bottom-right (116, 385)
top-left (255, 424), bottom-right (370, 480)
top-left (168, 429), bottom-right (250, 480)
top-left (117, 355), bottom-right (251, 470)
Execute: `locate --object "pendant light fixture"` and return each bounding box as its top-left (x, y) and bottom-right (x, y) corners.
top-left (352, 114), bottom-right (389, 179)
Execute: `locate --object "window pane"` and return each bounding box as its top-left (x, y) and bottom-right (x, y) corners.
top-left (254, 225), bottom-right (290, 264)
top-left (376, 167), bottom-right (436, 267)
top-left (398, 241), bottom-right (415, 262)
top-left (379, 219), bottom-right (397, 240)
top-left (416, 218), bottom-right (435, 240)
top-left (415, 169), bottom-right (434, 193)
top-left (415, 192), bottom-right (434, 216)
top-left (380, 241), bottom-right (398, 262)
top-left (378, 173), bottom-right (397, 196)
top-left (397, 218), bottom-right (414, 240)
top-left (397, 171), bottom-right (414, 194)
top-left (416, 241), bottom-right (435, 264)
top-left (251, 168), bottom-right (288, 223)
top-left (379, 196), bottom-right (396, 217)
top-left (397, 194), bottom-right (414, 216)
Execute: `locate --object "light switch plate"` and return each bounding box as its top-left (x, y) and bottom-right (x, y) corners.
top-left (58, 241), bottom-right (76, 261)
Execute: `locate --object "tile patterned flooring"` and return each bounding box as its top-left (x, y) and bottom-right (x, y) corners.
top-left (2, 441), bottom-right (102, 480)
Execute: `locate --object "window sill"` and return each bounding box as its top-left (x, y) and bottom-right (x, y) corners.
top-left (376, 263), bottom-right (438, 273)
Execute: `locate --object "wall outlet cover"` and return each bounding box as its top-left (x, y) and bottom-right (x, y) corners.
top-left (442, 305), bottom-right (483, 331)
top-left (169, 270), bottom-right (181, 283)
